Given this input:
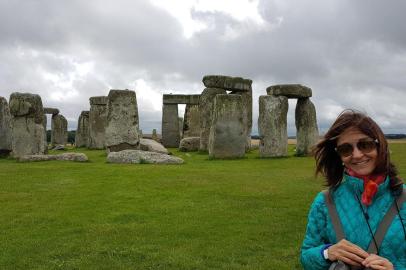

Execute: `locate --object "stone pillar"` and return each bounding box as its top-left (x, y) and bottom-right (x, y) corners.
top-left (230, 89), bottom-right (252, 152)
top-left (208, 94), bottom-right (245, 159)
top-left (9, 92), bottom-right (46, 157)
top-left (105, 90), bottom-right (140, 152)
top-left (152, 129), bottom-right (158, 142)
top-left (43, 114), bottom-right (48, 153)
top-left (51, 114), bottom-right (68, 147)
top-left (258, 95), bottom-right (288, 157)
top-left (178, 117), bottom-right (183, 139)
top-left (183, 104), bottom-right (200, 138)
top-left (161, 104), bottom-right (179, 148)
top-left (75, 111), bottom-right (89, 148)
top-left (199, 88), bottom-right (227, 152)
top-left (88, 96), bottom-right (108, 149)
top-left (0, 97), bottom-right (12, 156)
top-left (295, 98), bottom-right (319, 156)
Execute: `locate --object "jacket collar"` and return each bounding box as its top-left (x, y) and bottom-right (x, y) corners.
top-left (343, 173), bottom-right (390, 199)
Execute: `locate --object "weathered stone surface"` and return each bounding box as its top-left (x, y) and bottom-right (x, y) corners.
top-left (295, 98), bottom-right (319, 156)
top-left (152, 129), bottom-right (159, 142)
top-left (75, 111), bottom-right (89, 147)
top-left (107, 150), bottom-right (184, 164)
top-left (88, 96), bottom-right (108, 149)
top-left (105, 90), bottom-right (140, 152)
top-left (199, 88), bottom-right (227, 151)
top-left (202, 75), bottom-right (252, 92)
top-left (43, 107), bottom-right (59, 115)
top-left (140, 138), bottom-right (169, 154)
top-left (51, 114), bottom-right (68, 147)
top-left (179, 137), bottom-right (200, 152)
top-left (183, 104), bottom-right (200, 138)
top-left (9, 93), bottom-right (46, 157)
top-left (258, 95), bottom-right (288, 157)
top-left (208, 94), bottom-right (245, 159)
top-left (230, 89), bottom-right (252, 152)
top-left (52, 144), bottom-right (66, 150)
top-left (161, 104), bottom-right (179, 147)
top-left (19, 152), bottom-right (88, 162)
top-left (163, 94), bottom-right (200, 105)
top-left (266, 84), bottom-right (312, 98)
top-left (0, 97), bottom-right (12, 155)
top-left (42, 114), bottom-right (48, 153)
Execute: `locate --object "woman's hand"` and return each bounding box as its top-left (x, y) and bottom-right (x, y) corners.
top-left (362, 254), bottom-right (393, 270)
top-left (327, 239), bottom-right (369, 266)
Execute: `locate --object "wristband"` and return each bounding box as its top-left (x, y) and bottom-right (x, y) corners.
top-left (321, 244), bottom-right (332, 260)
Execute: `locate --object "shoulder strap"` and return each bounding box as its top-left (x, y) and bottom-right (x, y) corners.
top-left (367, 188), bottom-right (406, 254)
top-left (323, 190), bottom-right (346, 241)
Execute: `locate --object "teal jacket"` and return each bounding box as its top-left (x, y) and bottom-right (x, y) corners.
top-left (300, 175), bottom-right (406, 270)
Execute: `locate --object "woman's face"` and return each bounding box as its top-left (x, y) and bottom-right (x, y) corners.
top-left (336, 127), bottom-right (378, 176)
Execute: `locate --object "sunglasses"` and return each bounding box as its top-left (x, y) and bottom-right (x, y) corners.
top-left (335, 139), bottom-right (378, 157)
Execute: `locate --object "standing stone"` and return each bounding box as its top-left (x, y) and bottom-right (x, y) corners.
top-left (9, 92), bottom-right (46, 158)
top-left (178, 117), bottom-right (183, 139)
top-left (199, 88), bottom-right (227, 152)
top-left (183, 104), bottom-right (200, 138)
top-left (208, 94), bottom-right (245, 159)
top-left (295, 98), bottom-right (319, 156)
top-left (0, 97), bottom-right (12, 156)
top-left (161, 104), bottom-right (179, 147)
top-left (258, 95), bottom-right (288, 157)
top-left (75, 111), bottom-right (89, 148)
top-left (152, 129), bottom-right (158, 142)
top-left (230, 88), bottom-right (252, 152)
top-left (43, 114), bottom-right (48, 153)
top-left (51, 114), bottom-right (68, 147)
top-left (88, 96), bottom-right (108, 149)
top-left (105, 90), bottom-right (140, 152)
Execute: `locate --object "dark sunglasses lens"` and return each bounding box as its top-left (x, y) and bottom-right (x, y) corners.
top-left (336, 144), bottom-right (353, 157)
top-left (357, 141), bottom-right (377, 152)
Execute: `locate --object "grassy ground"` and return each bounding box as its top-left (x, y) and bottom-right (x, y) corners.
top-left (1, 143), bottom-right (405, 270)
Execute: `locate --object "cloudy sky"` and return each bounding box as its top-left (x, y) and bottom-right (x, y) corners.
top-left (1, 0), bottom-right (405, 135)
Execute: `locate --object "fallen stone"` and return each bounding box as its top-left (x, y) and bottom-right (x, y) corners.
top-left (107, 150), bottom-right (184, 164)
top-left (202, 75), bottom-right (252, 92)
top-left (18, 152), bottom-right (88, 162)
top-left (52, 144), bottom-right (66, 150)
top-left (139, 138), bottom-right (169, 154)
top-left (179, 137), bottom-right (200, 152)
top-left (266, 84), bottom-right (312, 98)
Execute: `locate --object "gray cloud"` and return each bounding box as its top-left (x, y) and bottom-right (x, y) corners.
top-left (0, 0), bottom-right (405, 134)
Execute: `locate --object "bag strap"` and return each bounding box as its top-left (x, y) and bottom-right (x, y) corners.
top-left (323, 190), bottom-right (346, 241)
top-left (367, 188), bottom-right (406, 254)
top-left (323, 188), bottom-right (406, 253)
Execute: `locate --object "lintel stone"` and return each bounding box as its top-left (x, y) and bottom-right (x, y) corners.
top-left (202, 75), bottom-right (252, 92)
top-left (44, 107), bottom-right (59, 115)
top-left (163, 94), bottom-right (200, 105)
top-left (266, 84), bottom-right (312, 98)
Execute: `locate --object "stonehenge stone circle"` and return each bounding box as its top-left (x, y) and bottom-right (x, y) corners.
top-left (208, 94), bottom-right (245, 159)
top-left (199, 88), bottom-right (227, 152)
top-left (75, 111), bottom-right (89, 147)
top-left (183, 104), bottom-right (200, 138)
top-left (105, 89), bottom-right (140, 152)
top-left (203, 75), bottom-right (252, 92)
top-left (0, 97), bottom-right (12, 155)
top-left (51, 114), bottom-right (68, 147)
top-left (9, 92), bottom-right (46, 157)
top-left (295, 98), bottom-right (319, 156)
top-left (266, 84), bottom-right (312, 98)
top-left (179, 137), bottom-right (200, 152)
top-left (88, 96), bottom-right (108, 149)
top-left (258, 95), bottom-right (288, 157)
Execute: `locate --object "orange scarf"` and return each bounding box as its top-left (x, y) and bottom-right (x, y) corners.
top-left (346, 168), bottom-right (386, 206)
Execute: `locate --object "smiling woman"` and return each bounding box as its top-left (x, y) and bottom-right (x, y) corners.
top-left (300, 110), bottom-right (405, 270)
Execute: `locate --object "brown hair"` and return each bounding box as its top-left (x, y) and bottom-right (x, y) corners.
top-left (314, 109), bottom-right (403, 194)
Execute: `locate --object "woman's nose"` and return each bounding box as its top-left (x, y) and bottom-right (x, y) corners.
top-left (352, 145), bottom-right (364, 158)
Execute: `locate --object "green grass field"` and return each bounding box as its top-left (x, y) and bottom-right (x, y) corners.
top-left (1, 143), bottom-right (405, 270)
